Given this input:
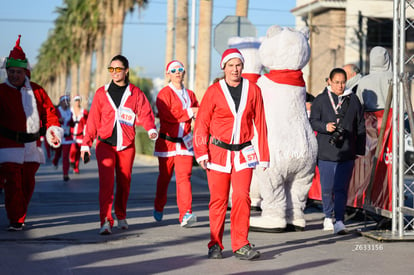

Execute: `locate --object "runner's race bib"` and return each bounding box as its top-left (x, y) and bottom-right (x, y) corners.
top-left (182, 133), bottom-right (194, 152)
top-left (241, 145), bottom-right (259, 167)
top-left (119, 107), bottom-right (135, 126)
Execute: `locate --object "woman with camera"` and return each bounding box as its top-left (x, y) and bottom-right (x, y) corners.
top-left (310, 68), bottom-right (366, 235)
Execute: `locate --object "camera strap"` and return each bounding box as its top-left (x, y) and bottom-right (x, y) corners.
top-left (328, 91), bottom-right (350, 123)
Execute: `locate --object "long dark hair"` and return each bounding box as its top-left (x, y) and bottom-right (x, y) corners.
top-left (110, 55), bottom-right (130, 83)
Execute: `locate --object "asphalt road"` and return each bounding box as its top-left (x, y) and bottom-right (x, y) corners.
top-left (0, 152), bottom-right (412, 275)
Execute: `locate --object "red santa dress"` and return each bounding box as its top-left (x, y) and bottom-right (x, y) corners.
top-left (153, 83), bottom-right (199, 223)
top-left (69, 107), bottom-right (88, 173)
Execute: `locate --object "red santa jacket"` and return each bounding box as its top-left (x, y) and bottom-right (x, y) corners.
top-left (194, 78), bottom-right (270, 173)
top-left (71, 108), bottom-right (88, 144)
top-left (0, 79), bottom-right (60, 164)
top-left (82, 83), bottom-right (156, 151)
top-left (154, 83), bottom-right (199, 157)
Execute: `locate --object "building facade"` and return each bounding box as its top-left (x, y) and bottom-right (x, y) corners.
top-left (292, 0), bottom-right (414, 95)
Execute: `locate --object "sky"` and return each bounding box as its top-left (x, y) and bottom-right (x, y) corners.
top-left (0, 0), bottom-right (297, 83)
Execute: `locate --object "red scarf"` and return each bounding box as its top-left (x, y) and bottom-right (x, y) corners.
top-left (264, 69), bottom-right (305, 87)
top-left (242, 73), bottom-right (261, 84)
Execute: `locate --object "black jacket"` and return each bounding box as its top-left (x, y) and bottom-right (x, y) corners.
top-left (310, 88), bottom-right (366, 162)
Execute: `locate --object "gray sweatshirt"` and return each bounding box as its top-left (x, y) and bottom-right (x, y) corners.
top-left (356, 46), bottom-right (393, 111)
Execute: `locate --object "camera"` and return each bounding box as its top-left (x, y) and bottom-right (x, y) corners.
top-left (329, 123), bottom-right (345, 146)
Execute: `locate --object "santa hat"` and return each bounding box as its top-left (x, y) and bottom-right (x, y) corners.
top-left (220, 48), bottom-right (244, 69)
top-left (6, 35), bottom-right (29, 69)
top-left (166, 60), bottom-right (185, 73)
top-left (73, 95), bottom-right (82, 102)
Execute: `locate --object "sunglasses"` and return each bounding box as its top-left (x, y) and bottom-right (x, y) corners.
top-left (108, 67), bottom-right (125, 73)
top-left (169, 67), bottom-right (184, 74)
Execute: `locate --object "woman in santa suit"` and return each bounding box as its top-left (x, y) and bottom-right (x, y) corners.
top-left (69, 95), bottom-right (88, 174)
top-left (52, 95), bottom-right (75, 181)
top-left (81, 55), bottom-right (158, 235)
top-left (193, 48), bottom-right (269, 260)
top-left (0, 35), bottom-right (63, 231)
top-left (153, 60), bottom-right (199, 227)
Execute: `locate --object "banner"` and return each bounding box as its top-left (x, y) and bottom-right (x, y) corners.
top-left (308, 110), bottom-right (393, 212)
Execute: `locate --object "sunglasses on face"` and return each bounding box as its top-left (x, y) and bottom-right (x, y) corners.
top-left (107, 67), bottom-right (125, 73)
top-left (169, 67), bottom-right (184, 74)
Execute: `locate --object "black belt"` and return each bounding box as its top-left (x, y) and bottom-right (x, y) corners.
top-left (211, 137), bottom-right (251, 151)
top-left (98, 136), bottom-right (115, 146)
top-left (0, 126), bottom-right (40, 143)
top-left (159, 133), bottom-right (183, 143)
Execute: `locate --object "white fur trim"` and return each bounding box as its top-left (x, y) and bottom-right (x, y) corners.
top-left (21, 77), bottom-right (40, 134)
top-left (148, 129), bottom-right (158, 140)
top-left (166, 61), bottom-right (185, 72)
top-left (196, 155), bottom-right (208, 164)
top-left (24, 141), bottom-right (44, 163)
top-left (46, 126), bottom-right (63, 148)
top-left (250, 216), bottom-right (287, 229)
top-left (221, 52), bottom-right (244, 69)
top-left (154, 150), bottom-right (194, 157)
top-left (0, 148), bottom-right (25, 163)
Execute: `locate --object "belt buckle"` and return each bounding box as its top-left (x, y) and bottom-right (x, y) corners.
top-left (15, 132), bottom-right (20, 142)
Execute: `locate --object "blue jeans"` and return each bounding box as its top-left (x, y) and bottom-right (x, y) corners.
top-left (318, 159), bottom-right (355, 222)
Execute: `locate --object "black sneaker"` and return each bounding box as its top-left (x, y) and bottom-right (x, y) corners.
top-left (233, 244), bottom-right (260, 260)
top-left (8, 223), bottom-right (23, 231)
top-left (208, 244), bottom-right (223, 259)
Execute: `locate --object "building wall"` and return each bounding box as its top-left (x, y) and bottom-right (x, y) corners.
top-left (310, 9), bottom-right (346, 95)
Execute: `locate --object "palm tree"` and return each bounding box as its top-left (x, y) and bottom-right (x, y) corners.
top-left (195, 0), bottom-right (213, 101)
top-left (236, 0), bottom-right (249, 16)
top-left (164, 0), bottom-right (175, 85)
top-left (33, 0), bottom-right (148, 107)
top-left (176, 0), bottom-right (189, 87)
top-left (98, 0), bottom-right (149, 86)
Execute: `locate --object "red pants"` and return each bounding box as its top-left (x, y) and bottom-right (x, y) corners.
top-left (95, 141), bottom-right (135, 227)
top-left (207, 165), bottom-right (253, 252)
top-left (154, 155), bottom-right (193, 222)
top-left (1, 162), bottom-right (40, 223)
top-left (52, 143), bottom-right (72, 176)
top-left (69, 143), bottom-right (81, 171)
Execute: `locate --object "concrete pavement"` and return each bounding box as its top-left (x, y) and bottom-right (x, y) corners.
top-left (0, 152), bottom-right (412, 275)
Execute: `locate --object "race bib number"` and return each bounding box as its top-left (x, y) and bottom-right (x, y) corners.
top-left (119, 107), bottom-right (135, 126)
top-left (182, 133), bottom-right (194, 152)
top-left (241, 145), bottom-right (259, 168)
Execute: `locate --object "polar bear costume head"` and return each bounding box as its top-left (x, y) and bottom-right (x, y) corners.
top-left (259, 25), bottom-right (310, 71)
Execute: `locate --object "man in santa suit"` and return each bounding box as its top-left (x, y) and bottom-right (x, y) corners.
top-left (193, 48), bottom-right (269, 260)
top-left (0, 35), bottom-right (63, 231)
top-left (153, 60), bottom-right (199, 227)
top-left (69, 95), bottom-right (88, 174)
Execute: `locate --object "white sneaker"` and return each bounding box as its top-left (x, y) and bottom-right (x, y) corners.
top-left (181, 211), bottom-right (197, 228)
top-left (323, 218), bottom-right (334, 231)
top-left (117, 219), bottom-right (128, 230)
top-left (334, 220), bottom-right (347, 235)
top-left (99, 220), bottom-right (112, 235)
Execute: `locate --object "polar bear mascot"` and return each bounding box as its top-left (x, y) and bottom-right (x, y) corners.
top-left (249, 25), bottom-right (318, 232)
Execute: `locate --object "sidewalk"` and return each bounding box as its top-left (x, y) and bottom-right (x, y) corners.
top-left (0, 153), bottom-right (412, 274)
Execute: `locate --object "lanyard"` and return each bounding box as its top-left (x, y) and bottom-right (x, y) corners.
top-left (327, 90), bottom-right (344, 123)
